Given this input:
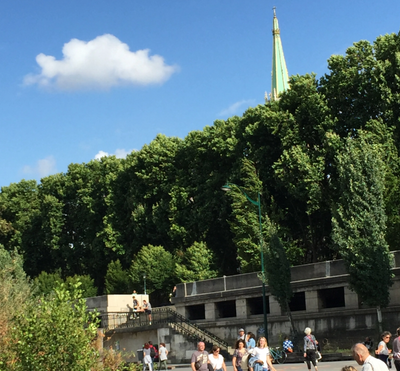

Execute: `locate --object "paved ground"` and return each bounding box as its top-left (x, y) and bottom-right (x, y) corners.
top-left (169, 360), bottom-right (361, 371)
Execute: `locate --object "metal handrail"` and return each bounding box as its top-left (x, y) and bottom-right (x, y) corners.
top-left (99, 306), bottom-right (229, 349)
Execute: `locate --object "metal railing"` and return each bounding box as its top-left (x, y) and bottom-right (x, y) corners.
top-left (99, 306), bottom-right (229, 350)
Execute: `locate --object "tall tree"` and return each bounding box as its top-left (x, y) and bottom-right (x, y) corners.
top-left (225, 158), bottom-right (265, 273)
top-left (275, 74), bottom-right (336, 263)
top-left (331, 131), bottom-right (393, 329)
top-left (0, 180), bottom-right (39, 255)
top-left (263, 222), bottom-right (294, 332)
top-left (226, 158), bottom-right (294, 331)
top-left (104, 260), bottom-right (131, 294)
top-left (129, 244), bottom-right (175, 305)
top-left (175, 241), bottom-right (217, 282)
top-left (319, 33), bottom-right (400, 254)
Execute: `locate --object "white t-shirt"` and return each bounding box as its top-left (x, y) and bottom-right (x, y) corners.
top-left (378, 341), bottom-right (389, 355)
top-left (253, 347), bottom-right (270, 369)
top-left (208, 354), bottom-right (224, 370)
top-left (159, 346), bottom-right (168, 361)
top-left (143, 348), bottom-right (152, 364)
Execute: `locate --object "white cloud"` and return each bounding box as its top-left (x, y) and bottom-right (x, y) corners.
top-left (218, 99), bottom-right (256, 117)
top-left (94, 148), bottom-right (133, 160)
top-left (22, 155), bottom-right (57, 178)
top-left (95, 150), bottom-right (109, 160)
top-left (24, 34), bottom-right (178, 90)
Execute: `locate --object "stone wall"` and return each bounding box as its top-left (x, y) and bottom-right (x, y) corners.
top-left (93, 252), bottom-right (400, 363)
top-left (86, 294), bottom-right (149, 314)
top-left (172, 251), bottom-right (400, 350)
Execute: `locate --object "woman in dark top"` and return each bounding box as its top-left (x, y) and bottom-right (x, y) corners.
top-left (303, 327), bottom-right (319, 371)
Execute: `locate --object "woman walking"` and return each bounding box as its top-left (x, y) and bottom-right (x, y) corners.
top-left (208, 345), bottom-right (227, 371)
top-left (158, 343), bottom-right (168, 371)
top-left (376, 331), bottom-right (392, 368)
top-left (232, 339), bottom-right (249, 371)
top-left (246, 333), bottom-right (256, 351)
top-left (143, 343), bottom-right (153, 371)
top-left (303, 327), bottom-right (319, 371)
top-left (249, 337), bottom-right (276, 371)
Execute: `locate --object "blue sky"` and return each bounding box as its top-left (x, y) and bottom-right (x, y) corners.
top-left (1, 0), bottom-right (400, 187)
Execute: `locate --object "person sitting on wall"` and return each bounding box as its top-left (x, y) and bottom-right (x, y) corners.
top-left (143, 300), bottom-right (152, 325)
top-left (132, 295), bottom-right (139, 319)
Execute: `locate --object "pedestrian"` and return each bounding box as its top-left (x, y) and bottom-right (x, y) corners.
top-left (143, 343), bottom-right (153, 371)
top-left (143, 299), bottom-right (152, 325)
top-left (208, 345), bottom-right (227, 371)
top-left (363, 337), bottom-right (374, 351)
top-left (248, 336), bottom-right (276, 371)
top-left (393, 328), bottom-right (400, 371)
top-left (232, 339), bottom-right (249, 371)
top-left (353, 343), bottom-right (389, 371)
top-left (376, 331), bottom-right (392, 368)
top-left (283, 336), bottom-right (294, 353)
top-left (159, 342), bottom-right (168, 371)
top-left (191, 342), bottom-right (209, 371)
top-left (303, 327), bottom-right (319, 371)
top-left (246, 332), bottom-right (256, 351)
top-left (132, 295), bottom-right (139, 319)
top-left (149, 341), bottom-right (158, 363)
top-left (238, 328), bottom-right (246, 340)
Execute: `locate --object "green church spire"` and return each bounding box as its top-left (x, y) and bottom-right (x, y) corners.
top-left (270, 7), bottom-right (289, 101)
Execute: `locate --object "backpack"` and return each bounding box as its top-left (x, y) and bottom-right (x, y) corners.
top-left (150, 347), bottom-right (156, 358)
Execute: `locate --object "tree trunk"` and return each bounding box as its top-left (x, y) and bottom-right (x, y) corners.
top-left (286, 306), bottom-right (297, 334)
top-left (376, 306), bottom-right (383, 333)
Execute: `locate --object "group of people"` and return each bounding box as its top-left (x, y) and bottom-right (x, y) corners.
top-left (143, 326), bottom-right (400, 371)
top-left (191, 327), bottom-right (323, 371)
top-left (348, 328), bottom-right (400, 371)
top-left (142, 341), bottom-right (168, 371)
top-left (191, 341), bottom-right (228, 371)
top-left (132, 292), bottom-right (152, 324)
top-left (191, 328), bottom-right (285, 371)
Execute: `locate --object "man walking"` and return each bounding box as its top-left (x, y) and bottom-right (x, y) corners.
top-left (191, 342), bottom-right (209, 371)
top-left (238, 328), bottom-right (245, 340)
top-left (353, 343), bottom-right (389, 371)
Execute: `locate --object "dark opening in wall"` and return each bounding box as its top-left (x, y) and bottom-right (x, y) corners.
top-left (215, 300), bottom-right (237, 318)
top-left (289, 292), bottom-right (306, 311)
top-left (247, 297), bottom-right (270, 315)
top-left (187, 304), bottom-right (205, 320)
top-left (318, 287), bottom-right (345, 309)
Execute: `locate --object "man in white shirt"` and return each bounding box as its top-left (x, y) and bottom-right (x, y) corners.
top-left (353, 343), bottom-right (389, 371)
top-left (238, 328), bottom-right (245, 340)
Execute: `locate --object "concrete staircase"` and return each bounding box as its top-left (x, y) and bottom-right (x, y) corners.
top-left (153, 307), bottom-right (230, 353)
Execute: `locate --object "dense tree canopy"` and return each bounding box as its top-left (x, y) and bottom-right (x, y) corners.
top-left (1, 31), bottom-right (400, 304)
